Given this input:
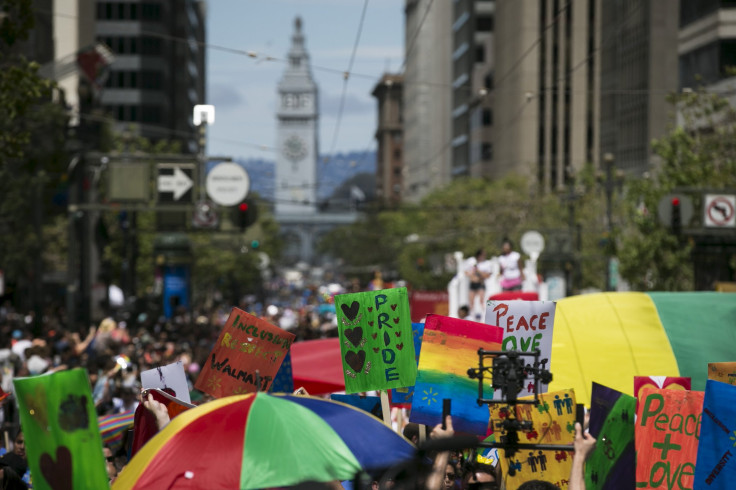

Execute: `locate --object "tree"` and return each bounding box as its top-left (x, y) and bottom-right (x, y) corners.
top-left (0, 0), bottom-right (70, 313)
top-left (618, 88), bottom-right (736, 290)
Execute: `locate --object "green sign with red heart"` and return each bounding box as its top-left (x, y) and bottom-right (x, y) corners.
top-left (14, 368), bottom-right (109, 490)
top-left (335, 287), bottom-right (417, 393)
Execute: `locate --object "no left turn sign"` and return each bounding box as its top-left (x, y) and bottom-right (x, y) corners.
top-left (704, 194), bottom-right (736, 228)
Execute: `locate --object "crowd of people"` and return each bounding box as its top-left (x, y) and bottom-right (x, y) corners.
top-left (463, 239), bottom-right (525, 319)
top-left (0, 267), bottom-right (593, 489)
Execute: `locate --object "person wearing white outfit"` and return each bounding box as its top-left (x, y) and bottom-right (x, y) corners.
top-left (498, 239), bottom-right (524, 291)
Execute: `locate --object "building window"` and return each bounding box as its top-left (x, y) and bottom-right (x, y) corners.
top-left (142, 3), bottom-right (162, 21)
top-left (476, 16), bottom-right (493, 32)
top-left (394, 167), bottom-right (402, 176)
top-left (476, 45), bottom-right (485, 63)
top-left (142, 71), bottom-right (163, 90)
top-left (482, 143), bottom-right (493, 161)
top-left (482, 109), bottom-right (492, 126)
top-left (393, 148), bottom-right (402, 160)
top-left (141, 105), bottom-right (162, 123)
top-left (141, 37), bottom-right (162, 55)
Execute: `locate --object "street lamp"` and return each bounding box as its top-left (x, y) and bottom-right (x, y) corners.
top-left (603, 153), bottom-right (615, 291)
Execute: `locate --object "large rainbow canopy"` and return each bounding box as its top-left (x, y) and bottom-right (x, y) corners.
top-left (549, 292), bottom-right (736, 404)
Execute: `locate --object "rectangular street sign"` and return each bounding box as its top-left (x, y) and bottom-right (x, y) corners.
top-left (157, 163), bottom-right (196, 203)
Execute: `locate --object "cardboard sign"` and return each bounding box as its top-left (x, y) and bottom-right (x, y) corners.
top-left (330, 394), bottom-right (383, 419)
top-left (141, 360), bottom-right (191, 403)
top-left (390, 322), bottom-right (425, 404)
top-left (708, 362), bottom-right (736, 385)
top-left (194, 307), bottom-right (295, 397)
top-left (485, 300), bottom-right (555, 397)
top-left (410, 314), bottom-right (503, 435)
top-left (491, 389), bottom-right (577, 489)
top-left (268, 350), bottom-right (294, 393)
top-left (585, 382), bottom-right (636, 490)
top-left (14, 369), bottom-right (109, 490)
top-left (635, 387), bottom-right (703, 489)
top-left (334, 287), bottom-right (416, 393)
top-left (694, 380), bottom-right (736, 488)
top-left (634, 376), bottom-right (691, 414)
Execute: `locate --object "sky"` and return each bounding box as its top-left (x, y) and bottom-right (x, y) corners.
top-left (205, 0), bottom-right (405, 161)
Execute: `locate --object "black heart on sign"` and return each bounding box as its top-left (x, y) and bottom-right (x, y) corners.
top-left (344, 327), bottom-right (363, 348)
top-left (345, 350), bottom-right (366, 373)
top-left (340, 301), bottom-right (360, 321)
top-left (40, 446), bottom-right (73, 490)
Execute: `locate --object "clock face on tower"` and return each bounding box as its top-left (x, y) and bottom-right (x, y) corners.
top-left (283, 134), bottom-right (307, 163)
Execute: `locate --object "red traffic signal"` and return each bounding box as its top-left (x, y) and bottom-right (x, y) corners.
top-left (238, 202), bottom-right (249, 212)
top-left (671, 197), bottom-right (680, 206)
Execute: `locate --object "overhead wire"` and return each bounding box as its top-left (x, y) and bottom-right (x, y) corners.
top-left (325, 0), bottom-right (371, 165)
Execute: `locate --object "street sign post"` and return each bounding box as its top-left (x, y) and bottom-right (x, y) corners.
top-left (206, 162), bottom-right (250, 207)
top-left (157, 163), bottom-right (195, 203)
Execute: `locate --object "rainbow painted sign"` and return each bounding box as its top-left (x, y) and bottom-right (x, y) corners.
top-left (410, 314), bottom-right (503, 435)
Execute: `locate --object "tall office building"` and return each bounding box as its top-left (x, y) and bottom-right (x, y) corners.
top-left (95, 0), bottom-right (206, 153)
top-left (372, 74), bottom-right (404, 207)
top-left (599, 1), bottom-right (678, 175)
top-left (679, 1), bottom-right (736, 90)
top-left (493, 0), bottom-right (598, 192)
top-left (403, 0), bottom-right (452, 202)
top-left (451, 0), bottom-right (495, 179)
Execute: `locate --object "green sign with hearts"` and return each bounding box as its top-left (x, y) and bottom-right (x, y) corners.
top-left (14, 368), bottom-right (109, 490)
top-left (335, 287), bottom-right (417, 393)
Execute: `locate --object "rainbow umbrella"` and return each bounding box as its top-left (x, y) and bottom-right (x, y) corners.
top-left (113, 393), bottom-right (414, 489)
top-left (98, 410), bottom-right (135, 452)
top-left (549, 291), bottom-right (736, 404)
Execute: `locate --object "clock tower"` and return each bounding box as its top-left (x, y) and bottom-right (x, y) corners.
top-left (275, 17), bottom-right (318, 217)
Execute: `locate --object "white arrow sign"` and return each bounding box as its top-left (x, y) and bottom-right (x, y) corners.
top-left (158, 166), bottom-right (193, 201)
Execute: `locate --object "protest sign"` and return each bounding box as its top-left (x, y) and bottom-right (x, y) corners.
top-left (141, 360), bottom-right (191, 403)
top-left (410, 314), bottom-right (503, 435)
top-left (194, 307), bottom-right (295, 397)
top-left (334, 287), bottom-right (416, 393)
top-left (390, 322), bottom-right (424, 404)
top-left (707, 362), bottom-right (736, 385)
top-left (14, 368), bottom-right (109, 490)
top-left (491, 389), bottom-right (577, 489)
top-left (585, 382), bottom-right (635, 490)
top-left (330, 394), bottom-right (383, 419)
top-left (485, 300), bottom-right (555, 397)
top-left (694, 380), bottom-right (736, 488)
top-left (635, 387), bottom-right (703, 489)
top-left (268, 350), bottom-right (295, 393)
top-left (634, 376), bottom-right (691, 413)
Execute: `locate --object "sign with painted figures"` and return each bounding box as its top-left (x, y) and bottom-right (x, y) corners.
top-left (195, 307), bottom-right (295, 398)
top-left (491, 389), bottom-right (578, 489)
top-left (585, 382), bottom-right (636, 490)
top-left (334, 287), bottom-right (416, 393)
top-left (707, 362), bottom-right (736, 385)
top-left (635, 387), bottom-right (703, 489)
top-left (485, 300), bottom-right (556, 398)
top-left (14, 369), bottom-right (109, 490)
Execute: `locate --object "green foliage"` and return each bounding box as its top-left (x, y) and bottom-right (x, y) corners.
top-left (0, 0), bottom-right (70, 290)
top-left (618, 88), bottom-right (736, 290)
top-left (319, 175), bottom-right (602, 290)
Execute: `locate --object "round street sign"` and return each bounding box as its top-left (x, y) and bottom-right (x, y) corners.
top-left (520, 230), bottom-right (545, 255)
top-left (206, 162), bottom-right (250, 207)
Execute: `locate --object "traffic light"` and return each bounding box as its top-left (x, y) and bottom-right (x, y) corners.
top-left (671, 196), bottom-right (681, 235)
top-left (234, 199), bottom-right (258, 232)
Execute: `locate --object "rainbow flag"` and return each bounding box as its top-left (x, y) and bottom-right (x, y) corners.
top-left (99, 410), bottom-right (135, 452)
top-left (409, 314), bottom-right (502, 434)
top-left (550, 292), bottom-right (736, 404)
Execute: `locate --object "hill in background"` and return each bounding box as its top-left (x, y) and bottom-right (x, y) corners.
top-left (228, 150), bottom-right (376, 203)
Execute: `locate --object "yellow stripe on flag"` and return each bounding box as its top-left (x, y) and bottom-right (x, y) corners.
top-left (549, 292), bottom-right (680, 405)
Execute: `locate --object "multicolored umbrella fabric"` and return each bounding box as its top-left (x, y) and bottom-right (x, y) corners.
top-left (113, 393), bottom-right (414, 489)
top-left (98, 410), bottom-right (135, 452)
top-left (550, 292), bottom-right (736, 404)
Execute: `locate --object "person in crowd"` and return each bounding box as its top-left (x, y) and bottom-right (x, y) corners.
top-left (498, 239), bottom-right (524, 292)
top-left (0, 430), bottom-right (28, 488)
top-left (464, 249), bottom-right (491, 317)
top-left (103, 445), bottom-right (118, 482)
top-left (518, 481), bottom-right (559, 490)
top-left (462, 462), bottom-right (499, 490)
top-left (0, 460), bottom-right (27, 490)
top-left (457, 305), bottom-right (474, 321)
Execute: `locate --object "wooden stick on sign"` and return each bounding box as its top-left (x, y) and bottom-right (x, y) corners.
top-left (380, 391), bottom-right (392, 428)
